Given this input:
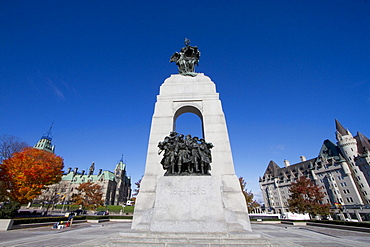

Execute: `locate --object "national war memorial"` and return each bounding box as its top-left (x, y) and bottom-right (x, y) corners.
top-left (118, 40), bottom-right (270, 246)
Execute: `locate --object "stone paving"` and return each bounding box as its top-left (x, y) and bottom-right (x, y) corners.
top-left (0, 221), bottom-right (369, 246)
top-left (252, 223), bottom-right (370, 247)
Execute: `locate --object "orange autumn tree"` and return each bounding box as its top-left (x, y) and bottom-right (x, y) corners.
top-left (239, 176), bottom-right (260, 213)
top-left (0, 147), bottom-right (64, 204)
top-left (71, 182), bottom-right (104, 209)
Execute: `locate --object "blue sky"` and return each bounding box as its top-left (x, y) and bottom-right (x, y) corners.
top-left (1, 0), bottom-right (369, 202)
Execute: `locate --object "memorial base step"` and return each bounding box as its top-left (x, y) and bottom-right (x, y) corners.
top-left (108, 231), bottom-right (271, 246)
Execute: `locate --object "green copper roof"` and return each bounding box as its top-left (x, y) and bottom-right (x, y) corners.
top-left (62, 170), bottom-right (116, 183)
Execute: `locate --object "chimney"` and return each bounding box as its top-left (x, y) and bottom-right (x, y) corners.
top-left (98, 169), bottom-right (103, 176)
top-left (300, 156), bottom-right (307, 162)
top-left (67, 167), bottom-right (72, 173)
top-left (80, 170), bottom-right (85, 177)
top-left (284, 159), bottom-right (290, 167)
top-left (74, 167), bottom-right (78, 174)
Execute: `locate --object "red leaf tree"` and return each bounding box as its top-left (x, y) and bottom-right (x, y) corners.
top-left (71, 182), bottom-right (104, 209)
top-left (0, 147), bottom-right (64, 204)
top-left (287, 176), bottom-right (331, 218)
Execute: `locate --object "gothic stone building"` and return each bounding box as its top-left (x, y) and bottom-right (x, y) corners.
top-left (34, 131), bottom-right (131, 206)
top-left (56, 161), bottom-right (131, 206)
top-left (259, 120), bottom-right (370, 220)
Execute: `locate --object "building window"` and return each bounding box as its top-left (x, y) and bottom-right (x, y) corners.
top-left (346, 197), bottom-right (354, 202)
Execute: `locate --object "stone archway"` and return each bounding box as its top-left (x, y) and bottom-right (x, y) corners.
top-left (173, 105), bottom-right (204, 138)
top-left (132, 74), bottom-right (252, 232)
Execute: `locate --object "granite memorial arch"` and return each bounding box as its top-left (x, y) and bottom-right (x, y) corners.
top-left (131, 40), bottom-right (253, 233)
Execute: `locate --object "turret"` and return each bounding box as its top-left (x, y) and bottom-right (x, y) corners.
top-left (34, 124), bottom-right (55, 153)
top-left (335, 120), bottom-right (358, 163)
top-left (89, 162), bottom-right (95, 176)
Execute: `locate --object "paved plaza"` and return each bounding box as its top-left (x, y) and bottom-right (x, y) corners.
top-left (0, 221), bottom-right (370, 246)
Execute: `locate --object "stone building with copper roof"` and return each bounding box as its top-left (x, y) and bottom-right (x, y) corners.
top-left (39, 160), bottom-right (131, 207)
top-left (259, 120), bottom-right (370, 221)
top-left (58, 160), bottom-right (131, 206)
top-left (34, 128), bottom-right (131, 206)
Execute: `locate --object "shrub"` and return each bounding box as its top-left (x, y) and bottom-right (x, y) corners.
top-left (13, 216), bottom-right (86, 225)
top-left (312, 220), bottom-right (370, 228)
top-left (0, 201), bottom-right (21, 219)
top-left (86, 215), bottom-right (109, 220)
top-left (106, 205), bottom-right (123, 213)
top-left (109, 215), bottom-right (133, 219)
top-left (124, 206), bottom-right (134, 213)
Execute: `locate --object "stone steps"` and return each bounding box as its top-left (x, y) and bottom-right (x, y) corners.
top-left (108, 231), bottom-right (272, 246)
top-left (109, 239), bottom-right (270, 246)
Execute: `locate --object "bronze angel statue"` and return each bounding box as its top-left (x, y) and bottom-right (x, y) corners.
top-left (170, 38), bottom-right (200, 77)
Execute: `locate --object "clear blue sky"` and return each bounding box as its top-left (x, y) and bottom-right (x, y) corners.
top-left (1, 0), bottom-right (369, 202)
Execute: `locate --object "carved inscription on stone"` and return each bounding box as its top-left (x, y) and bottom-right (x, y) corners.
top-left (169, 186), bottom-right (206, 196)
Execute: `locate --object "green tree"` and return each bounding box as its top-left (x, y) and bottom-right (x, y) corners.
top-left (239, 177), bottom-right (260, 212)
top-left (287, 176), bottom-right (331, 218)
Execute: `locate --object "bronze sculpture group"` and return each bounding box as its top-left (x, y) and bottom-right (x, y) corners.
top-left (158, 131), bottom-right (213, 176)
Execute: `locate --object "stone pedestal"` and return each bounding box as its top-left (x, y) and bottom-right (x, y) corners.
top-left (132, 74), bottom-right (252, 233)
